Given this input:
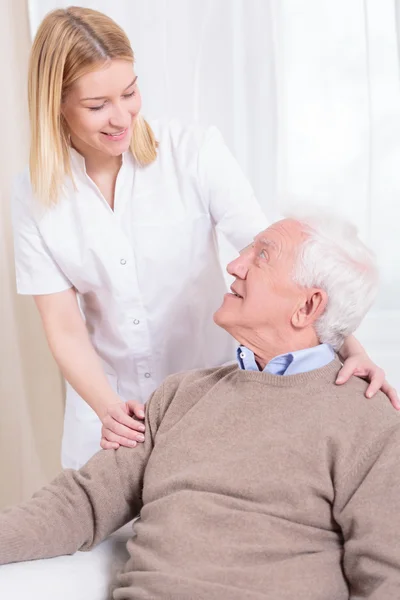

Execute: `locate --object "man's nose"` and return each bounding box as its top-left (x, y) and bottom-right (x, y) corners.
top-left (227, 254), bottom-right (250, 279)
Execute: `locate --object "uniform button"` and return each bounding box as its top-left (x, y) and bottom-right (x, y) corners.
top-left (240, 352), bottom-right (246, 359)
top-left (133, 319), bottom-right (140, 325)
top-left (120, 258), bottom-right (127, 265)
top-left (144, 373), bottom-right (151, 378)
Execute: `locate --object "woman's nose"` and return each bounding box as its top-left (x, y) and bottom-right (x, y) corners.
top-left (109, 102), bottom-right (130, 128)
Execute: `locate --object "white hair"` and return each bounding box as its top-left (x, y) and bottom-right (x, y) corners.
top-left (285, 208), bottom-right (379, 350)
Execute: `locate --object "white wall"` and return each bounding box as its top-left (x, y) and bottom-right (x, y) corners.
top-left (28, 0), bottom-right (400, 387)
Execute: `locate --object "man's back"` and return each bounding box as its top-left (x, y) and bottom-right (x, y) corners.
top-left (1, 358), bottom-right (400, 599)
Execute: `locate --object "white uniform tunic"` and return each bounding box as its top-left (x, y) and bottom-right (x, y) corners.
top-left (12, 120), bottom-right (268, 468)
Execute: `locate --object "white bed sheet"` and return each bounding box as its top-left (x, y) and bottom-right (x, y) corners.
top-left (0, 523), bottom-right (132, 600)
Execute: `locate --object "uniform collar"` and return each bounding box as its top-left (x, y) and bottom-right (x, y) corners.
top-left (69, 146), bottom-right (129, 175)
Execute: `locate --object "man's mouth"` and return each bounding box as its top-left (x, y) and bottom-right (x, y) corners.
top-left (230, 286), bottom-right (243, 299)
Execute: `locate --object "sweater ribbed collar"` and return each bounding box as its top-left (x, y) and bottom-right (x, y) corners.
top-left (230, 356), bottom-right (342, 388)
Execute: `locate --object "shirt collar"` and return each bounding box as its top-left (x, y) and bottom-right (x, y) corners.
top-left (237, 344), bottom-right (335, 376)
top-left (69, 147), bottom-right (129, 175)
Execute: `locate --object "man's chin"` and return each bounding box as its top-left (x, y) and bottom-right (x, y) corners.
top-left (213, 306), bottom-right (235, 332)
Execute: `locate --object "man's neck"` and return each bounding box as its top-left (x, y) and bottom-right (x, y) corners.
top-left (240, 330), bottom-right (320, 371)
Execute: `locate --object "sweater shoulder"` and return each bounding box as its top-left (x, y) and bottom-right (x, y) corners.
top-left (158, 364), bottom-right (238, 425)
top-left (325, 374), bottom-right (399, 432)
top-left (162, 364), bottom-right (238, 397)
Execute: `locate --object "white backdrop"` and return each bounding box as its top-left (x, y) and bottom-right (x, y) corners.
top-left (28, 0), bottom-right (400, 386)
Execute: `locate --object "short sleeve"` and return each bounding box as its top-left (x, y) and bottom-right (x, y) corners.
top-left (197, 126), bottom-right (269, 250)
top-left (11, 175), bottom-right (73, 295)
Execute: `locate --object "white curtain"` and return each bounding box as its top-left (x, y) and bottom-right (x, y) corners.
top-left (23, 1), bottom-right (400, 397)
top-left (271, 0), bottom-right (400, 385)
top-left (0, 0), bottom-right (64, 508)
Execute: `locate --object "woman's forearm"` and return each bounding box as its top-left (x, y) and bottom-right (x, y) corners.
top-left (35, 290), bottom-right (121, 419)
top-left (339, 334), bottom-right (365, 361)
top-left (47, 326), bottom-right (122, 419)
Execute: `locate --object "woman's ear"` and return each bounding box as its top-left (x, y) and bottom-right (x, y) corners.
top-left (291, 288), bottom-right (328, 329)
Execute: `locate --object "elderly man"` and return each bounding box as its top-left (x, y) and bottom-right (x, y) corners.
top-left (1, 213), bottom-right (399, 599)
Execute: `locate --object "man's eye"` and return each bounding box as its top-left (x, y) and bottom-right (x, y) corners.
top-left (259, 249), bottom-right (269, 260)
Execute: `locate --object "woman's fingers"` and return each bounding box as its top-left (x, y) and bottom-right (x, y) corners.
top-left (100, 438), bottom-right (119, 450)
top-left (335, 357), bottom-right (399, 409)
top-left (335, 361), bottom-right (356, 385)
top-left (102, 417), bottom-right (145, 442)
top-left (364, 368), bottom-right (385, 398)
top-left (104, 412), bottom-right (145, 436)
top-left (101, 427), bottom-right (138, 448)
top-left (100, 400), bottom-right (146, 450)
top-left (107, 404), bottom-right (145, 433)
top-left (126, 399), bottom-right (145, 420)
top-left (381, 381), bottom-right (400, 410)
top-left (364, 367), bottom-right (385, 398)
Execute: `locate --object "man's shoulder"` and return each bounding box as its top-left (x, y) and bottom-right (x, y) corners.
top-left (318, 373), bottom-right (400, 439)
top-left (328, 377), bottom-right (400, 512)
top-left (162, 364), bottom-right (238, 396)
top-left (154, 365), bottom-right (238, 431)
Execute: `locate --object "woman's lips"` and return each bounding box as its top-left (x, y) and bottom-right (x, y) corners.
top-left (101, 129), bottom-right (128, 141)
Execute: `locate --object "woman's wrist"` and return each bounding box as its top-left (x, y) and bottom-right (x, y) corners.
top-left (339, 334), bottom-right (365, 361)
top-left (95, 393), bottom-right (123, 421)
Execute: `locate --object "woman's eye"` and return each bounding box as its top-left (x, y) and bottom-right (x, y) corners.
top-left (123, 90), bottom-right (136, 99)
top-left (88, 105), bottom-right (105, 112)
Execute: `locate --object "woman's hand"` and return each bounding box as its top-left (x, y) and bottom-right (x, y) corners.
top-left (100, 400), bottom-right (146, 450)
top-left (336, 352), bottom-right (400, 410)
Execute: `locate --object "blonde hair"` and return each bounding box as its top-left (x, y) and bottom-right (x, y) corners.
top-left (28, 6), bottom-right (158, 206)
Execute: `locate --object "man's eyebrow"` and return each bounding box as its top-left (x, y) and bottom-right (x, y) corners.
top-left (238, 238), bottom-right (278, 255)
top-left (239, 242), bottom-right (254, 255)
top-left (80, 76), bottom-right (138, 102)
top-left (254, 237), bottom-right (278, 251)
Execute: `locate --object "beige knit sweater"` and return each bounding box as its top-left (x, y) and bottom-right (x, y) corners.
top-left (1, 358), bottom-right (400, 599)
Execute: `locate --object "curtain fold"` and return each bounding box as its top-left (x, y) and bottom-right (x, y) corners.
top-left (0, 0), bottom-right (64, 508)
top-left (271, 0), bottom-right (400, 375)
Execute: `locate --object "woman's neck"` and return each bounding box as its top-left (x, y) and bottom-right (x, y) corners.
top-left (70, 137), bottom-right (122, 177)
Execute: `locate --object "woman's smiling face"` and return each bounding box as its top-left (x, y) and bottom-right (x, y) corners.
top-left (61, 59), bottom-right (142, 158)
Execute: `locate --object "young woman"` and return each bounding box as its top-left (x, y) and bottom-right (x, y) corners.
top-left (12, 7), bottom-right (397, 469)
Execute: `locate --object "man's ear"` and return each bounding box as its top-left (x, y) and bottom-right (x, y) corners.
top-left (291, 288), bottom-right (328, 329)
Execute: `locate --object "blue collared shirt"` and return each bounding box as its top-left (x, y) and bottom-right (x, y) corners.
top-left (236, 344), bottom-right (336, 375)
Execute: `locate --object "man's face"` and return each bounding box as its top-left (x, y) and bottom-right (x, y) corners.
top-left (214, 219), bottom-right (308, 345)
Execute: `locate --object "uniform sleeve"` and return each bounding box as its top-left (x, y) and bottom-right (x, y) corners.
top-left (197, 126), bottom-right (269, 250)
top-left (334, 425), bottom-right (400, 598)
top-left (11, 178), bottom-right (72, 295)
top-left (0, 382), bottom-right (166, 565)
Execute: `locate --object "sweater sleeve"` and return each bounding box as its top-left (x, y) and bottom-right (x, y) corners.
top-left (0, 383), bottom-right (165, 565)
top-left (334, 424), bottom-right (400, 599)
